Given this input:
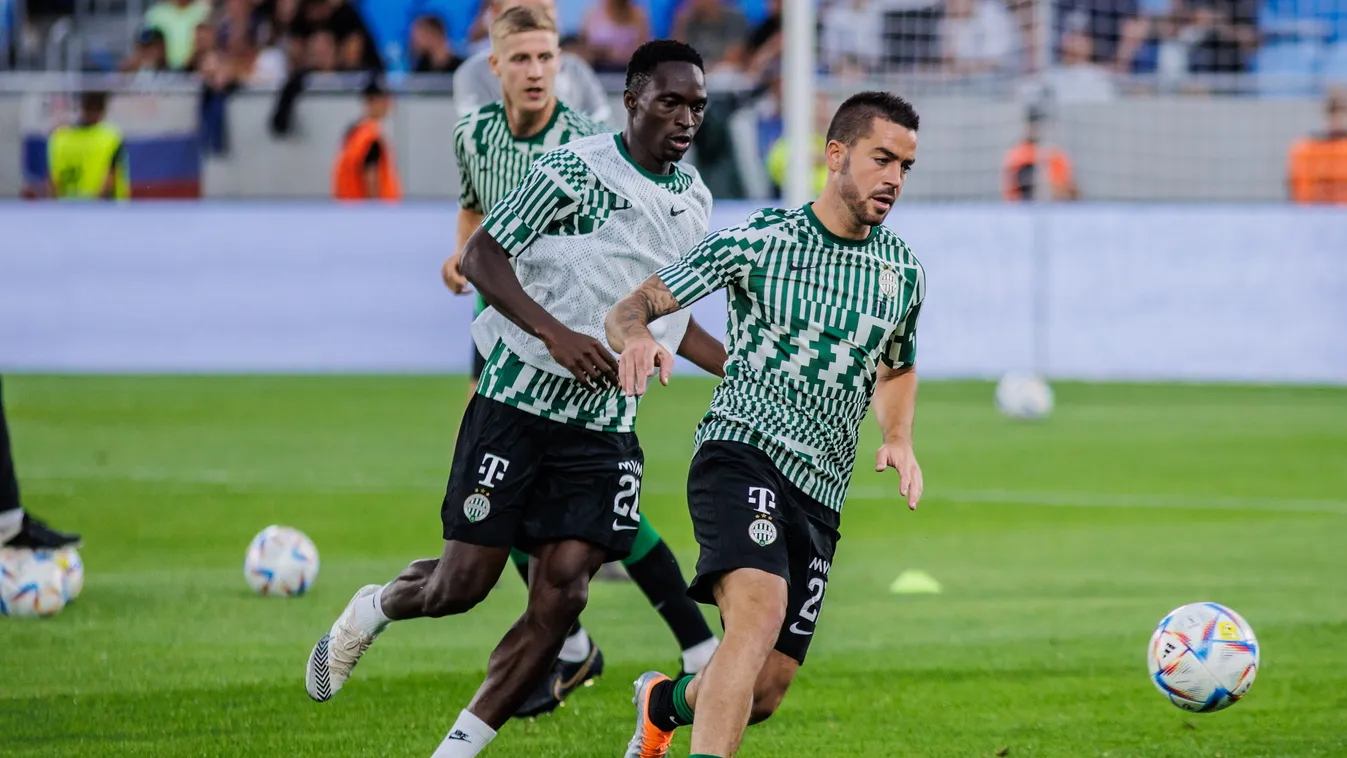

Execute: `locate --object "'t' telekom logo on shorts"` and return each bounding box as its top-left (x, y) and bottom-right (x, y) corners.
top-left (478, 454), bottom-right (510, 488)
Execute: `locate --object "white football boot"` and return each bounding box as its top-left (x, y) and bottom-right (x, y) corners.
top-left (306, 584), bottom-right (383, 702)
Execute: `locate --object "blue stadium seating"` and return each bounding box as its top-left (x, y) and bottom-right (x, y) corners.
top-left (1260, 0), bottom-right (1347, 43)
top-left (1254, 39), bottom-right (1324, 94)
top-left (1324, 40), bottom-right (1347, 79)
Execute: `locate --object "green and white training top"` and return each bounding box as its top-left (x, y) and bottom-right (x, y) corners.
top-left (454, 100), bottom-right (608, 216)
top-left (657, 204), bottom-right (925, 511)
top-left (476, 132), bottom-right (713, 433)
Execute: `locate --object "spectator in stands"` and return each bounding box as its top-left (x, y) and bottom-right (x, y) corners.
top-left (820, 0), bottom-right (885, 77)
top-left (184, 22), bottom-right (216, 72)
top-left (453, 0), bottom-right (610, 121)
top-left (47, 91), bottom-right (129, 201)
top-left (941, 0), bottom-right (1018, 74)
top-left (293, 0), bottom-right (381, 72)
top-left (1181, 0), bottom-right (1257, 74)
top-left (1031, 19), bottom-right (1118, 101)
top-left (580, 0), bottom-right (651, 72)
top-left (411, 15), bottom-right (464, 74)
top-left (142, 0), bottom-right (210, 70)
top-left (1056, 0), bottom-right (1148, 72)
top-left (1287, 89), bottom-right (1347, 205)
top-left (307, 28), bottom-right (339, 71)
top-left (1003, 106), bottom-right (1079, 201)
top-left (217, 0), bottom-right (262, 61)
top-left (121, 27), bottom-right (171, 74)
top-left (672, 0), bottom-right (748, 71)
top-left (332, 77), bottom-right (402, 202)
top-left (743, 0), bottom-right (782, 76)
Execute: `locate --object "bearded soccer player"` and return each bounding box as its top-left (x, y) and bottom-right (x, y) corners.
top-left (440, 7), bottom-right (719, 718)
top-left (606, 91), bottom-right (926, 758)
top-left (305, 40), bottom-right (726, 758)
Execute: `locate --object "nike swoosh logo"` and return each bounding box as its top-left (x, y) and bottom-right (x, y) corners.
top-left (670, 207), bottom-right (687, 217)
top-left (788, 622), bottom-right (813, 636)
top-left (612, 521), bottom-right (639, 531)
top-left (789, 263), bottom-right (819, 271)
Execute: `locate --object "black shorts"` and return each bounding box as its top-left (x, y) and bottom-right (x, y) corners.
top-left (441, 395), bottom-right (644, 561)
top-left (686, 441), bottom-right (841, 665)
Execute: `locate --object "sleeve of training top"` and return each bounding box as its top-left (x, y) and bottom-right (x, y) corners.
top-left (881, 265), bottom-right (925, 370)
top-left (478, 148), bottom-right (588, 258)
top-left (453, 119), bottom-right (481, 213)
top-left (655, 212), bottom-right (774, 307)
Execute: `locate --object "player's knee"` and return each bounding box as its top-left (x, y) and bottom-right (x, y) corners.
top-left (421, 562), bottom-right (493, 617)
top-left (531, 576), bottom-right (589, 627)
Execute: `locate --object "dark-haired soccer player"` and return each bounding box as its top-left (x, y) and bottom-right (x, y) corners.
top-left (305, 40), bottom-right (722, 758)
top-left (608, 91), bottom-right (927, 758)
top-left (442, 6), bottom-right (720, 719)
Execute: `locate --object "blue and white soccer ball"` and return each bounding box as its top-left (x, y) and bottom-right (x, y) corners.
top-left (1148, 602), bottom-right (1259, 712)
top-left (244, 525), bottom-right (320, 597)
top-left (995, 371), bottom-right (1055, 420)
top-left (1, 550), bottom-right (69, 617)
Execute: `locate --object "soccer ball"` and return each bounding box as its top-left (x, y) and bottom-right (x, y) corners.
top-left (1, 551), bottom-right (69, 617)
top-left (1148, 602), bottom-right (1259, 712)
top-left (995, 371), bottom-right (1054, 420)
top-left (54, 546), bottom-right (84, 601)
top-left (244, 525), bottom-right (320, 597)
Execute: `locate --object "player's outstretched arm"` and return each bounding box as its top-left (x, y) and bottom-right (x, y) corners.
top-left (676, 316), bottom-right (727, 379)
top-left (442, 207), bottom-right (484, 294)
top-left (873, 363), bottom-right (923, 510)
top-left (461, 228), bottom-right (619, 391)
top-left (606, 275), bottom-right (686, 397)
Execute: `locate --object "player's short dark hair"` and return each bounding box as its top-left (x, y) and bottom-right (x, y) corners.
top-left (81, 91), bottom-right (110, 113)
top-left (625, 39), bottom-right (704, 95)
top-left (826, 91), bottom-right (920, 147)
top-left (415, 14), bottom-right (446, 37)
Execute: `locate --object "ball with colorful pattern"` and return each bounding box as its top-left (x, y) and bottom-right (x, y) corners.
top-left (1148, 602), bottom-right (1259, 712)
top-left (244, 525), bottom-right (320, 597)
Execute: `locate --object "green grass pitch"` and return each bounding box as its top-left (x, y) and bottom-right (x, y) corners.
top-left (2, 375), bottom-right (1346, 757)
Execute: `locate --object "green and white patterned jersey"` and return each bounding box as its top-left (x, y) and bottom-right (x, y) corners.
top-left (476, 133), bottom-right (713, 433)
top-left (657, 204), bottom-right (925, 511)
top-left (454, 100), bottom-right (609, 216)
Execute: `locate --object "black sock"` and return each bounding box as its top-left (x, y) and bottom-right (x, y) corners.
top-left (646, 677), bottom-right (691, 732)
top-left (514, 555), bottom-right (583, 639)
top-left (624, 539), bottom-right (715, 652)
top-left (0, 377), bottom-right (20, 514)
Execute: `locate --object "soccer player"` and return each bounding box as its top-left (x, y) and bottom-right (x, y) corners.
top-left (0, 378), bottom-right (81, 550)
top-left (454, 0), bottom-right (610, 122)
top-left (606, 91), bottom-right (927, 758)
top-left (306, 40), bottom-right (725, 758)
top-left (440, 7), bottom-right (720, 718)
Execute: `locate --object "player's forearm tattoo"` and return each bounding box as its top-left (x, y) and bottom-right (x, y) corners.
top-left (615, 277), bottom-right (680, 333)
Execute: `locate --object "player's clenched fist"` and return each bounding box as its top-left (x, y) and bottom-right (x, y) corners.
top-left (617, 336), bottom-right (674, 398)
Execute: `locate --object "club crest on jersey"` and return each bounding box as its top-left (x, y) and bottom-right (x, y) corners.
top-left (748, 518), bottom-right (778, 547)
top-left (463, 493), bottom-right (491, 522)
top-left (879, 268), bottom-right (900, 298)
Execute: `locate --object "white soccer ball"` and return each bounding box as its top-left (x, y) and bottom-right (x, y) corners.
top-left (244, 525), bottom-right (320, 597)
top-left (54, 546), bottom-right (84, 601)
top-left (1148, 602), bottom-right (1259, 712)
top-left (995, 371), bottom-right (1054, 420)
top-left (1, 551), bottom-right (69, 617)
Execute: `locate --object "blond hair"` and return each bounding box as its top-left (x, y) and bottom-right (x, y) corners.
top-left (490, 5), bottom-right (557, 50)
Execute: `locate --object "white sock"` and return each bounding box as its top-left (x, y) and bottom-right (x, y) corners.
top-left (558, 628), bottom-right (591, 663)
top-left (353, 585), bottom-right (391, 636)
top-left (681, 636), bottom-right (720, 674)
top-left (430, 710), bottom-right (497, 758)
top-left (0, 508), bottom-right (22, 544)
